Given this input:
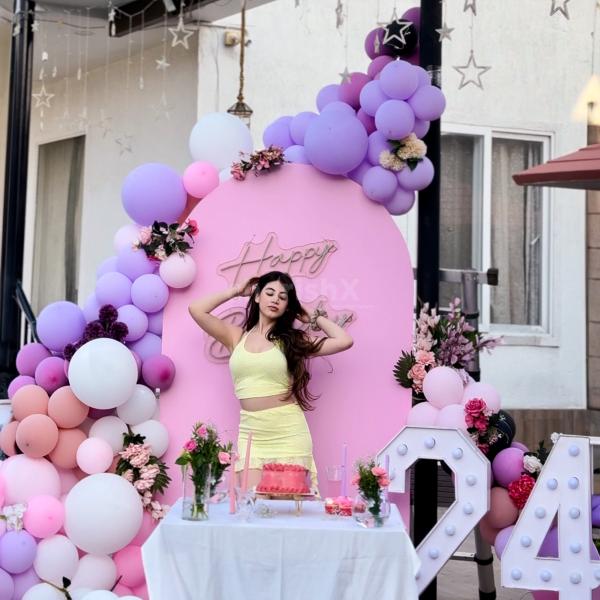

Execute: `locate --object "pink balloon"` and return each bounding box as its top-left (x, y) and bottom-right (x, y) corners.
top-left (493, 525), bottom-right (514, 559)
top-left (406, 402), bottom-right (439, 426)
top-left (113, 583), bottom-right (134, 595)
top-left (34, 357), bottom-right (68, 395)
top-left (15, 414), bottom-right (59, 458)
top-left (113, 545), bottom-right (145, 588)
top-left (478, 516), bottom-right (500, 546)
top-left (486, 487), bottom-right (518, 530)
top-left (48, 386), bottom-right (89, 429)
top-left (492, 448), bottom-right (524, 488)
top-left (183, 161), bottom-right (219, 198)
top-left (141, 354), bottom-right (176, 391)
top-left (0, 474), bottom-right (4, 507)
top-left (114, 224), bottom-right (141, 253)
top-left (0, 421), bottom-right (18, 457)
top-left (133, 583), bottom-right (149, 600)
top-left (339, 72), bottom-right (371, 109)
top-left (76, 437), bottom-right (114, 474)
top-left (23, 495), bottom-right (64, 538)
top-left (16, 343), bottom-right (52, 377)
top-left (56, 468), bottom-right (79, 495)
top-left (48, 428), bottom-right (87, 470)
top-left (131, 510), bottom-right (157, 546)
top-left (462, 382), bottom-right (501, 412)
top-left (158, 254), bottom-right (197, 289)
top-left (435, 404), bottom-right (467, 430)
top-left (422, 367), bottom-right (464, 408)
top-left (511, 441), bottom-right (529, 452)
top-left (0, 455), bottom-right (60, 504)
top-left (11, 385), bottom-right (49, 421)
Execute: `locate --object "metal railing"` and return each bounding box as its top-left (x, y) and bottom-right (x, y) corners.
top-left (14, 280), bottom-right (38, 346)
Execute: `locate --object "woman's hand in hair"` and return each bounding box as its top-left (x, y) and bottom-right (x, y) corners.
top-left (297, 306), bottom-right (311, 324)
top-left (236, 277), bottom-right (259, 297)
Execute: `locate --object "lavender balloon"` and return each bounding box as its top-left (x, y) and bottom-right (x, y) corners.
top-left (289, 112), bottom-right (318, 145)
top-left (118, 304), bottom-right (149, 342)
top-left (96, 256), bottom-right (118, 278)
top-left (11, 567), bottom-right (40, 598)
top-left (356, 110), bottom-right (376, 135)
top-left (359, 81), bottom-right (389, 117)
top-left (16, 343), bottom-right (51, 377)
top-left (304, 112), bottom-right (368, 175)
top-left (493, 526), bottom-right (514, 559)
top-left (147, 310), bottom-right (163, 335)
top-left (379, 61), bottom-right (419, 100)
top-left (413, 66), bottom-right (431, 87)
top-left (375, 99), bottom-right (415, 140)
top-left (284, 145), bottom-right (310, 164)
top-left (131, 274), bottom-right (169, 314)
top-left (347, 160), bottom-right (372, 185)
top-left (263, 116), bottom-right (294, 149)
top-left (413, 118), bottom-right (430, 139)
top-left (95, 272), bottom-right (132, 308)
top-left (397, 157), bottom-right (435, 191)
top-left (367, 131), bottom-right (392, 166)
top-left (0, 531), bottom-right (37, 574)
top-left (82, 294), bottom-right (102, 323)
top-left (384, 186), bottom-right (416, 215)
top-left (0, 568), bottom-right (13, 599)
top-left (129, 332), bottom-right (162, 362)
top-left (408, 85), bottom-right (446, 121)
top-left (8, 375), bottom-right (36, 399)
top-left (320, 101), bottom-right (355, 117)
top-left (37, 302), bottom-right (86, 353)
top-left (491, 448), bottom-right (525, 488)
top-left (316, 84), bottom-right (340, 112)
top-left (367, 55), bottom-right (394, 79)
top-left (116, 245), bottom-right (156, 281)
top-left (339, 72), bottom-right (371, 110)
top-left (402, 7), bottom-right (421, 33)
top-left (122, 163), bottom-right (186, 226)
top-left (362, 166), bottom-right (398, 203)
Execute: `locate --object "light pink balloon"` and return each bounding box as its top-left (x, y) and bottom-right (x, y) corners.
top-left (422, 366), bottom-right (464, 408)
top-left (183, 161), bottom-right (219, 198)
top-left (133, 583), bottom-right (149, 600)
top-left (57, 468), bottom-right (79, 495)
top-left (114, 224), bottom-right (141, 253)
top-left (0, 455), bottom-right (60, 504)
top-left (113, 545), bottom-right (145, 588)
top-left (23, 495), bottom-right (65, 538)
top-left (158, 254), bottom-right (197, 289)
top-left (462, 381), bottom-right (501, 412)
top-left (406, 402), bottom-right (439, 426)
top-left (131, 510), bottom-right (156, 546)
top-left (0, 474), bottom-right (5, 506)
top-left (435, 404), bottom-right (467, 430)
top-left (76, 437), bottom-right (114, 474)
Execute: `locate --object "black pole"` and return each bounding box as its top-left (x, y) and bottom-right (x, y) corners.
top-left (414, 2), bottom-right (442, 599)
top-left (0, 0), bottom-right (35, 384)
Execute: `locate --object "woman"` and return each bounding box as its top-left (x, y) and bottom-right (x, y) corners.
top-left (188, 270), bottom-right (353, 490)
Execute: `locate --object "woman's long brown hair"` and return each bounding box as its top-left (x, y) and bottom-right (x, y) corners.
top-left (242, 271), bottom-right (326, 411)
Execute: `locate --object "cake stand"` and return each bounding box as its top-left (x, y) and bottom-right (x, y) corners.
top-left (254, 491), bottom-right (317, 516)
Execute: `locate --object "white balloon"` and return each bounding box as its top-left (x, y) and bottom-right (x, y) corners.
top-left (68, 338), bottom-right (138, 409)
top-left (23, 583), bottom-right (64, 600)
top-left (189, 112), bottom-right (253, 170)
top-left (65, 474), bottom-right (143, 555)
top-left (81, 592), bottom-right (118, 600)
top-left (33, 534), bottom-right (79, 586)
top-left (70, 554), bottom-right (117, 591)
top-left (89, 416), bottom-right (128, 455)
top-left (116, 385), bottom-right (157, 426)
top-left (120, 597), bottom-right (143, 600)
top-left (131, 419), bottom-right (169, 457)
top-left (219, 167), bottom-right (232, 182)
top-left (70, 589), bottom-right (93, 600)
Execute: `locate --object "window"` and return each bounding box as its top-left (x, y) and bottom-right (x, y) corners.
top-left (440, 127), bottom-right (550, 333)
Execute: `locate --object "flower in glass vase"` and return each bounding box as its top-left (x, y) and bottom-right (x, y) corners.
top-left (352, 459), bottom-right (391, 528)
top-left (175, 422), bottom-right (233, 521)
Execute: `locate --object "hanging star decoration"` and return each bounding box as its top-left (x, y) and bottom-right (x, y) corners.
top-left (381, 16), bottom-right (418, 56)
top-left (453, 51), bottom-right (491, 90)
top-left (32, 84), bottom-right (55, 109)
top-left (156, 56), bottom-right (170, 71)
top-left (550, 0), bottom-right (570, 19)
top-left (98, 110), bottom-right (112, 138)
top-left (435, 22), bottom-right (454, 41)
top-left (115, 133), bottom-right (133, 155)
top-left (335, 0), bottom-right (344, 29)
top-left (463, 0), bottom-right (476, 15)
top-left (339, 67), bottom-right (351, 84)
top-left (31, 20), bottom-right (39, 33)
top-left (151, 92), bottom-right (175, 122)
top-left (169, 15), bottom-right (194, 50)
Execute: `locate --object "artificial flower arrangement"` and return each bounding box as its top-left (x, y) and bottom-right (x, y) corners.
top-left (464, 398), bottom-right (515, 458)
top-left (231, 145), bottom-right (286, 181)
top-left (134, 219), bottom-right (198, 262)
top-left (507, 441), bottom-right (549, 509)
top-left (116, 429), bottom-right (171, 520)
top-left (351, 458), bottom-right (390, 527)
top-left (379, 133), bottom-right (427, 172)
top-left (393, 298), bottom-right (499, 398)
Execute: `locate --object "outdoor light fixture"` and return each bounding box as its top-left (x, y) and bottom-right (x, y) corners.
top-left (227, 0), bottom-right (253, 127)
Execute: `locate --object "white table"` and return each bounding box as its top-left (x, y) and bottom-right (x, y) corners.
top-left (142, 498), bottom-right (420, 600)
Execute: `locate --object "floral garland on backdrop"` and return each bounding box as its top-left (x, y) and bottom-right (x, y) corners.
top-left (231, 146), bottom-right (286, 181)
top-left (134, 219), bottom-right (198, 262)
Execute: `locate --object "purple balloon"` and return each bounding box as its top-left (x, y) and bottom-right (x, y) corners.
top-left (263, 116), bottom-right (294, 150)
top-left (116, 245), bottom-right (156, 281)
top-left (592, 504), bottom-right (600, 527)
top-left (122, 163), bottom-right (186, 226)
top-left (131, 274), bottom-right (169, 313)
top-left (359, 81), bottom-right (389, 117)
top-left (284, 145), bottom-right (310, 165)
top-left (147, 310), bottom-right (164, 335)
top-left (0, 568), bottom-right (14, 599)
top-left (364, 28), bottom-right (393, 60)
top-left (316, 84), bottom-right (340, 112)
top-left (380, 61), bottom-right (420, 100)
top-left (95, 272), bottom-right (133, 308)
top-left (37, 301), bottom-right (86, 353)
top-left (413, 66), bottom-right (431, 88)
top-left (131, 350), bottom-right (142, 380)
top-left (320, 101), bottom-right (355, 117)
top-left (34, 356), bottom-right (68, 394)
top-left (367, 131), bottom-right (392, 166)
top-left (128, 332), bottom-right (162, 362)
top-left (397, 157), bottom-right (435, 191)
top-left (16, 343), bottom-right (51, 377)
top-left (0, 531), bottom-right (37, 574)
top-left (96, 256), bottom-right (118, 279)
top-left (538, 527), bottom-right (558, 558)
top-left (375, 99), bottom-right (415, 140)
top-left (289, 112), bottom-right (318, 145)
top-left (367, 56), bottom-right (394, 79)
top-left (348, 160), bottom-right (374, 185)
top-left (8, 375), bottom-right (36, 399)
top-left (339, 72), bottom-right (371, 110)
top-left (362, 166), bottom-right (398, 203)
top-left (88, 407), bottom-right (115, 419)
top-left (11, 566), bottom-right (40, 598)
top-left (356, 110), bottom-right (376, 135)
top-left (413, 118), bottom-right (430, 139)
top-left (142, 354), bottom-right (176, 391)
top-left (118, 304), bottom-right (149, 342)
top-left (493, 526), bottom-right (514, 559)
top-left (82, 294), bottom-right (102, 323)
top-left (510, 441), bottom-right (529, 453)
top-left (384, 186), bottom-right (416, 215)
top-left (304, 113), bottom-right (368, 175)
top-left (402, 7), bottom-right (421, 33)
top-left (492, 448), bottom-right (525, 488)
top-left (408, 85), bottom-right (446, 121)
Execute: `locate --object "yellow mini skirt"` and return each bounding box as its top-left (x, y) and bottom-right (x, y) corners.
top-left (235, 402), bottom-right (318, 486)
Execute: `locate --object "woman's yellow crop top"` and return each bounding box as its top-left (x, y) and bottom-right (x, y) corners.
top-left (228, 331), bottom-right (291, 400)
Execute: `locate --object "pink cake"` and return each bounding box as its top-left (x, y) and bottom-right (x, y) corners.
top-left (256, 463), bottom-right (310, 494)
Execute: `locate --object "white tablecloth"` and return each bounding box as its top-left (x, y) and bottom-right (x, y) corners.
top-left (142, 498), bottom-right (420, 600)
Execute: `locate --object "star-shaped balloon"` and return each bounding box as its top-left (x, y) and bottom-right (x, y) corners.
top-left (550, 0), bottom-right (570, 19)
top-left (382, 18), bottom-right (418, 57)
top-left (32, 84), bottom-right (54, 109)
top-left (453, 51), bottom-right (491, 90)
top-left (169, 16), bottom-right (194, 50)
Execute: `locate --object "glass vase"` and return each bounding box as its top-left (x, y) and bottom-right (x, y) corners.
top-left (354, 491), bottom-right (390, 528)
top-left (182, 463), bottom-right (212, 521)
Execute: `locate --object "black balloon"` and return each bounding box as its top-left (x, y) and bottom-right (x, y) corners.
top-left (381, 18), bottom-right (418, 57)
top-left (495, 410), bottom-right (517, 442)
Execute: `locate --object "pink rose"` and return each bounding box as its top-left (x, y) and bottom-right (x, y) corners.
top-left (184, 439), bottom-right (197, 452)
top-left (409, 363), bottom-right (427, 381)
top-left (218, 451), bottom-right (231, 465)
top-left (371, 466), bottom-right (387, 477)
top-left (139, 227), bottom-right (152, 245)
top-left (465, 398), bottom-right (488, 417)
top-left (415, 350), bottom-right (435, 366)
top-left (378, 477), bottom-right (390, 487)
top-left (196, 425), bottom-right (208, 438)
top-left (351, 474), bottom-right (360, 486)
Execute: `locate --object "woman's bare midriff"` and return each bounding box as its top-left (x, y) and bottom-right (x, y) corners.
top-left (239, 392), bottom-right (296, 412)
